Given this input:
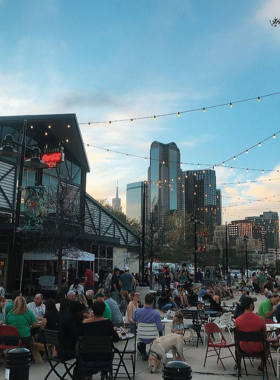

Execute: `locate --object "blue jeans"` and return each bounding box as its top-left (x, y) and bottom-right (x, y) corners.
top-left (161, 303), bottom-right (178, 311)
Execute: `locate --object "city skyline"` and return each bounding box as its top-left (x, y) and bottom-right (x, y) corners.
top-left (0, 1), bottom-right (280, 223)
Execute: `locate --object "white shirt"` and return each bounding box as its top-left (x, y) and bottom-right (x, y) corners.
top-left (27, 302), bottom-right (46, 318)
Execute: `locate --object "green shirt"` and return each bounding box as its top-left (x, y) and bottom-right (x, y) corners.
top-left (5, 309), bottom-right (37, 337)
top-left (258, 275), bottom-right (266, 284)
top-left (258, 299), bottom-right (273, 319)
top-left (103, 302), bottom-right (112, 320)
top-left (5, 301), bottom-right (14, 316)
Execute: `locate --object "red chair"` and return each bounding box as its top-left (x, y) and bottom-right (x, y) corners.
top-left (0, 326), bottom-right (22, 357)
top-left (204, 322), bottom-right (236, 370)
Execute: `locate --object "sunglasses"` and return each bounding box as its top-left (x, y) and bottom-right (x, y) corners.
top-left (134, 293), bottom-right (140, 297)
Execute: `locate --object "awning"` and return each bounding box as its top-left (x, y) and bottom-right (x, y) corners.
top-left (23, 247), bottom-right (95, 261)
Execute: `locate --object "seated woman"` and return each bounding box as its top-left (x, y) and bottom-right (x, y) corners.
top-left (123, 290), bottom-right (139, 323)
top-left (37, 299), bottom-right (60, 343)
top-left (81, 301), bottom-right (119, 380)
top-left (209, 288), bottom-right (223, 315)
top-left (5, 296), bottom-right (38, 347)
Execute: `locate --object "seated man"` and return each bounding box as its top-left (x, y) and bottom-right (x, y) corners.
top-left (103, 289), bottom-right (123, 324)
top-left (235, 296), bottom-right (269, 373)
top-left (258, 293), bottom-right (280, 320)
top-left (94, 292), bottom-right (112, 320)
top-left (67, 291), bottom-right (76, 301)
top-left (199, 286), bottom-right (212, 301)
top-left (85, 289), bottom-right (94, 309)
top-left (27, 293), bottom-right (46, 318)
top-left (235, 287), bottom-right (249, 318)
top-left (133, 293), bottom-right (164, 361)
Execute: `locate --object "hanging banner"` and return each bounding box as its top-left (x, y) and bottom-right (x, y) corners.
top-left (23, 186), bottom-right (45, 230)
top-left (197, 232), bottom-right (207, 252)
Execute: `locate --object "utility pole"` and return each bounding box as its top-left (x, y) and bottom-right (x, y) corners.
top-left (141, 181), bottom-right (146, 284)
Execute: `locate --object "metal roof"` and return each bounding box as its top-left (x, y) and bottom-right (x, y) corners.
top-left (0, 114), bottom-right (90, 172)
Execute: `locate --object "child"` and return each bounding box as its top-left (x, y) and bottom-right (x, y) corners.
top-left (171, 311), bottom-right (184, 335)
top-left (119, 290), bottom-right (130, 316)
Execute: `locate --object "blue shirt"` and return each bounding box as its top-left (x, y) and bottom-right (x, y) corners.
top-left (133, 306), bottom-right (164, 344)
top-left (199, 288), bottom-right (206, 298)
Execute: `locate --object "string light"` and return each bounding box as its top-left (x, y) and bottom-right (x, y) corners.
top-left (88, 123), bottom-right (90, 127)
top-left (66, 139), bottom-right (69, 142)
top-left (259, 142), bottom-right (261, 147)
top-left (131, 119), bottom-right (133, 123)
top-left (109, 121), bottom-right (111, 125)
top-left (230, 103), bottom-right (232, 108)
top-left (48, 125), bottom-right (51, 129)
top-left (154, 116), bottom-right (156, 120)
top-left (258, 97), bottom-right (260, 102)
top-left (67, 125), bottom-right (70, 128)
top-left (246, 150), bottom-right (248, 154)
top-left (273, 134), bottom-right (276, 138)
top-left (30, 125), bottom-right (33, 129)
top-left (45, 132), bottom-right (48, 136)
top-left (79, 91), bottom-right (280, 125)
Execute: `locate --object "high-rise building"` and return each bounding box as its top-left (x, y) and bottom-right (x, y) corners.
top-left (216, 189), bottom-right (222, 226)
top-left (126, 181), bottom-right (144, 222)
top-left (112, 182), bottom-right (122, 212)
top-left (148, 141), bottom-right (184, 224)
top-left (183, 169), bottom-right (217, 240)
top-left (246, 211), bottom-right (279, 251)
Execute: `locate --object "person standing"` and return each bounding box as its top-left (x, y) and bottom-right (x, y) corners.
top-left (119, 267), bottom-right (135, 293)
top-left (165, 266), bottom-right (171, 290)
top-left (84, 265), bottom-right (94, 294)
top-left (258, 271), bottom-right (266, 294)
top-left (158, 269), bottom-right (166, 295)
top-left (111, 268), bottom-right (121, 303)
top-left (226, 272), bottom-right (231, 287)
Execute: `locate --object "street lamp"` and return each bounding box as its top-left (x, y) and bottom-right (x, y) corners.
top-left (188, 214), bottom-right (203, 276)
top-left (0, 120), bottom-right (48, 292)
top-left (243, 235), bottom-right (249, 278)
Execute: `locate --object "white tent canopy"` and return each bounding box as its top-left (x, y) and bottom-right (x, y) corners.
top-left (23, 247), bottom-right (95, 261)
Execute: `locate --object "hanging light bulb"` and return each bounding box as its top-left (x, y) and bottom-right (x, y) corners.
top-left (259, 142), bottom-right (261, 147)
top-left (273, 134), bottom-right (276, 138)
top-left (126, 154), bottom-right (128, 157)
top-left (145, 157), bottom-right (147, 161)
top-left (230, 167), bottom-right (233, 170)
top-left (258, 97), bottom-right (260, 102)
top-left (203, 108), bottom-right (206, 113)
top-left (246, 150), bottom-right (248, 154)
top-left (197, 164), bottom-right (200, 167)
top-left (162, 161), bottom-right (165, 164)
top-left (45, 132), bottom-right (48, 136)
top-left (247, 168), bottom-right (249, 172)
top-left (109, 121), bottom-right (111, 125)
top-left (177, 112), bottom-right (180, 117)
top-left (230, 103), bottom-right (232, 108)
top-left (233, 156), bottom-right (236, 160)
top-left (66, 139), bottom-right (69, 143)
top-left (262, 169), bottom-right (264, 173)
top-left (222, 162), bottom-right (225, 165)
top-left (154, 116), bottom-right (156, 120)
top-left (67, 124), bottom-right (70, 128)
top-left (131, 119), bottom-right (133, 123)
top-left (30, 125), bottom-right (33, 129)
top-left (88, 122), bottom-right (90, 127)
top-left (48, 125), bottom-right (51, 129)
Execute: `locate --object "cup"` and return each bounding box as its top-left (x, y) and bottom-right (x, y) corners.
top-left (223, 301), bottom-right (226, 306)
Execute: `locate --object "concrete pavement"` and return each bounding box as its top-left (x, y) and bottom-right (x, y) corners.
top-left (0, 292), bottom-right (277, 379)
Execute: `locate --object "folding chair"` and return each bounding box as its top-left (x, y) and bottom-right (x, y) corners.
top-left (113, 322), bottom-right (137, 380)
top-left (234, 329), bottom-right (276, 380)
top-left (136, 323), bottom-right (158, 359)
top-left (41, 329), bottom-right (77, 380)
top-left (204, 322), bottom-right (235, 370)
top-left (182, 310), bottom-right (203, 347)
top-left (0, 325), bottom-right (22, 357)
top-left (78, 336), bottom-right (113, 380)
top-left (216, 312), bottom-right (234, 342)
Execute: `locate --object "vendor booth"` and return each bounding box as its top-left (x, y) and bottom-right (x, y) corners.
top-left (20, 247), bottom-right (95, 293)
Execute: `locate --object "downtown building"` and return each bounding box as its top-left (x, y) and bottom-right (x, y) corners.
top-left (126, 181), bottom-right (145, 223)
top-left (246, 211), bottom-right (279, 251)
top-left (147, 141), bottom-right (184, 225)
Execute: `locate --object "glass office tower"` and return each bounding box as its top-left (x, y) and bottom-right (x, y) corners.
top-left (183, 169), bottom-right (217, 241)
top-left (148, 141), bottom-right (183, 225)
top-left (216, 189), bottom-right (222, 226)
top-left (126, 181), bottom-right (144, 222)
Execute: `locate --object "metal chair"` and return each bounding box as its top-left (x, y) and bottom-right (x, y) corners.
top-left (234, 329), bottom-right (276, 380)
top-left (0, 325), bottom-right (22, 356)
top-left (182, 310), bottom-right (203, 347)
top-left (204, 322), bottom-right (235, 370)
top-left (41, 329), bottom-right (77, 380)
top-left (136, 323), bottom-right (159, 359)
top-left (78, 336), bottom-right (113, 380)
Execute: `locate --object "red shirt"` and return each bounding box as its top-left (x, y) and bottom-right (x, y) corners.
top-left (84, 270), bottom-right (94, 286)
top-left (235, 312), bottom-right (266, 353)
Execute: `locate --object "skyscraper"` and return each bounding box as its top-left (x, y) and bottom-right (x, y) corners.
top-left (148, 141), bottom-right (184, 225)
top-left (126, 181), bottom-right (144, 222)
top-left (216, 189), bottom-right (222, 226)
top-left (183, 169), bottom-right (217, 240)
top-left (246, 211), bottom-right (279, 250)
top-left (112, 182), bottom-right (122, 212)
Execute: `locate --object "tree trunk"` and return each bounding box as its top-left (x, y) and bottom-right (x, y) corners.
top-left (149, 260), bottom-right (153, 289)
top-left (57, 246), bottom-right (63, 292)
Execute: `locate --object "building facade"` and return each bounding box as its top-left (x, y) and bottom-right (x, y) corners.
top-left (246, 211), bottom-right (279, 251)
top-left (216, 189), bottom-right (222, 226)
top-left (112, 182), bottom-right (122, 212)
top-left (126, 181), bottom-right (144, 222)
top-left (148, 141), bottom-right (184, 225)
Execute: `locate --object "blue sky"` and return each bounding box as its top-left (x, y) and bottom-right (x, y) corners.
top-left (1, 0), bottom-right (280, 222)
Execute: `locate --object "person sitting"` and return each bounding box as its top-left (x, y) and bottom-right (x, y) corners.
top-left (69, 278), bottom-right (84, 295)
top-left (0, 296), bottom-right (5, 323)
top-left (5, 296), bottom-right (38, 347)
top-left (119, 290), bottom-right (130, 316)
top-left (55, 285), bottom-right (69, 315)
top-left (184, 283), bottom-right (199, 306)
top-left (81, 301), bottom-right (119, 380)
top-left (85, 290), bottom-right (94, 309)
top-left (158, 291), bottom-right (179, 312)
top-left (67, 291), bottom-right (76, 301)
top-left (123, 290), bottom-right (139, 323)
top-left (27, 294), bottom-right (46, 319)
top-left (133, 293), bottom-right (164, 360)
top-left (103, 289), bottom-right (123, 324)
top-left (209, 287), bottom-right (223, 315)
top-left (172, 285), bottom-right (188, 307)
top-left (234, 287), bottom-right (249, 318)
top-left (57, 301), bottom-right (86, 359)
top-left (75, 294), bottom-right (89, 309)
top-left (171, 311), bottom-right (184, 335)
top-left (235, 296), bottom-right (269, 373)
top-left (5, 290), bottom-right (21, 316)
top-left (258, 293), bottom-right (280, 320)
top-left (93, 292), bottom-right (112, 320)
top-left (199, 286), bottom-right (212, 302)
top-left (37, 299), bottom-right (60, 343)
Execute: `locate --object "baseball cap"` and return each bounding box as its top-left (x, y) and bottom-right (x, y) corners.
top-left (69, 301), bottom-right (86, 313)
top-left (93, 292), bottom-right (104, 299)
top-left (114, 268), bottom-right (120, 273)
top-left (125, 266), bottom-right (130, 271)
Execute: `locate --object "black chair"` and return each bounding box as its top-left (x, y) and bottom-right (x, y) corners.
top-left (234, 329), bottom-right (276, 380)
top-left (41, 329), bottom-right (77, 380)
top-left (113, 322), bottom-right (137, 380)
top-left (182, 310), bottom-right (203, 347)
top-left (78, 336), bottom-right (113, 380)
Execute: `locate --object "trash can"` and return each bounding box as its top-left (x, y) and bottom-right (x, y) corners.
top-left (162, 361), bottom-right (192, 380)
top-left (5, 347), bottom-right (31, 380)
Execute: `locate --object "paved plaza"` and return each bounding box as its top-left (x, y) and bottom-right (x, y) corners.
top-left (0, 293), bottom-right (278, 380)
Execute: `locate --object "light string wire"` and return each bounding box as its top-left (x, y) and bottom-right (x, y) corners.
top-left (84, 129), bottom-right (280, 173)
top-left (80, 91), bottom-right (280, 125)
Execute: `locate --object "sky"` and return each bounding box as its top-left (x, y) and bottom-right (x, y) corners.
top-left (0, 0), bottom-right (280, 223)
